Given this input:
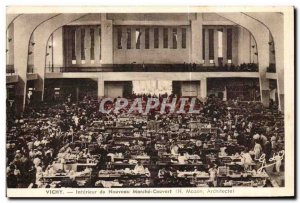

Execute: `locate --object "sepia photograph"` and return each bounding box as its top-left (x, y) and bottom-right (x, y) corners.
top-left (5, 6), bottom-right (294, 198)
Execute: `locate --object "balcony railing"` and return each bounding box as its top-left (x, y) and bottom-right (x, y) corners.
top-left (52, 63), bottom-right (259, 73)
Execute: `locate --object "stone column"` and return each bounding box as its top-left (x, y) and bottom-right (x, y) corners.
top-left (222, 28), bottom-right (227, 65)
top-left (94, 27), bottom-right (101, 64)
top-left (191, 14), bottom-right (203, 64)
top-left (200, 77), bottom-right (207, 99)
top-left (85, 28), bottom-right (91, 64)
top-left (98, 76), bottom-right (105, 99)
top-left (75, 28), bottom-right (81, 64)
top-left (204, 29), bottom-right (209, 65)
top-left (214, 29), bottom-right (219, 66)
top-left (101, 14), bottom-right (113, 65)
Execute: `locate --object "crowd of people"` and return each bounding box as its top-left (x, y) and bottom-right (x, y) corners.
top-left (6, 93), bottom-right (284, 188)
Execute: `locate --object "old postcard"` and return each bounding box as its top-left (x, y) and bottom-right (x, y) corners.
top-left (5, 6), bottom-right (294, 198)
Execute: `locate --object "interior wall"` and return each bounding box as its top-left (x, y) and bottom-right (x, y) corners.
top-left (113, 26), bottom-right (191, 64)
top-left (7, 24), bottom-right (14, 65)
top-left (46, 28), bottom-right (64, 68)
top-left (237, 26), bottom-right (251, 64)
top-left (107, 13), bottom-right (196, 21)
top-left (63, 25), bottom-right (101, 67)
top-left (53, 28), bottom-right (63, 67)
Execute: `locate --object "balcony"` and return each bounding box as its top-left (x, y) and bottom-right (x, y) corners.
top-left (51, 63), bottom-right (259, 73)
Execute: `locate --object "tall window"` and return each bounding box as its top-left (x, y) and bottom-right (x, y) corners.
top-left (71, 29), bottom-right (76, 61)
top-left (90, 28), bottom-right (95, 61)
top-left (81, 29), bottom-right (85, 60)
top-left (127, 28), bottom-right (131, 49)
top-left (117, 28), bottom-right (122, 49)
top-left (154, 28), bottom-right (159, 48)
top-left (227, 28), bottom-right (233, 60)
top-left (145, 28), bottom-right (150, 49)
top-left (202, 29), bottom-right (205, 61)
top-left (217, 29), bottom-right (223, 58)
top-left (135, 28), bottom-right (141, 49)
top-left (163, 28), bottom-right (168, 48)
top-left (208, 29), bottom-right (214, 60)
top-left (172, 28), bottom-right (177, 49)
top-left (182, 28), bottom-right (186, 49)
top-left (99, 28), bottom-right (101, 60)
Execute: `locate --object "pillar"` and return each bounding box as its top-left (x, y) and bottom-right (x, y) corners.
top-left (149, 27), bottom-right (154, 49)
top-left (131, 27), bottom-right (136, 50)
top-left (140, 27), bottom-right (145, 49)
top-left (257, 30), bottom-right (271, 108)
top-left (222, 28), bottom-right (227, 65)
top-left (200, 77), bottom-right (207, 99)
top-left (261, 85), bottom-right (270, 107)
top-left (159, 27), bottom-right (164, 49)
top-left (85, 28), bottom-right (91, 64)
top-left (204, 29), bottom-right (209, 65)
top-left (232, 26), bottom-right (239, 66)
top-left (98, 77), bottom-right (105, 99)
top-left (101, 14), bottom-right (113, 65)
top-left (214, 29), bottom-right (219, 66)
top-left (75, 28), bottom-right (81, 64)
top-left (191, 14), bottom-right (203, 64)
top-left (94, 27), bottom-right (101, 64)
